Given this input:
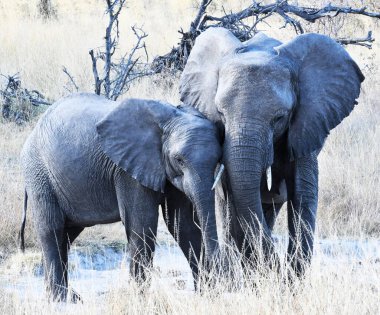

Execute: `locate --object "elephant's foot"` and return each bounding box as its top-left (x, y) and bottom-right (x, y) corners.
top-left (70, 289), bottom-right (83, 303)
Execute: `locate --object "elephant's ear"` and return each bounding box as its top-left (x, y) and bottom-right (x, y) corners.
top-left (275, 33), bottom-right (364, 159)
top-left (96, 99), bottom-right (177, 192)
top-left (180, 27), bottom-right (241, 122)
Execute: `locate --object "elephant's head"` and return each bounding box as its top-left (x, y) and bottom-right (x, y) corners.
top-left (180, 28), bottom-right (364, 233)
top-left (96, 99), bottom-right (222, 258)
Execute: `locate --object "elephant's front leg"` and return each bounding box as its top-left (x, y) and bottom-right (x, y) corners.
top-left (115, 174), bottom-right (160, 285)
top-left (125, 197), bottom-right (159, 284)
top-left (127, 214), bottom-right (159, 284)
top-left (286, 152), bottom-right (318, 277)
top-left (163, 183), bottom-right (202, 286)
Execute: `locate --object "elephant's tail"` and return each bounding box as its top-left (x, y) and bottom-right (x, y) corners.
top-left (19, 190), bottom-right (27, 253)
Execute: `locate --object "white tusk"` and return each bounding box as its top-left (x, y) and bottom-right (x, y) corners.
top-left (211, 164), bottom-right (225, 190)
top-left (266, 166), bottom-right (272, 191)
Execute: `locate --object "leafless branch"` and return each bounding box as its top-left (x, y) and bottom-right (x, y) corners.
top-left (89, 49), bottom-right (102, 95)
top-left (337, 31), bottom-right (375, 49)
top-left (110, 26), bottom-right (152, 100)
top-left (191, 0), bottom-right (213, 32)
top-left (102, 0), bottom-right (127, 98)
top-left (152, 0), bottom-right (216, 73)
top-left (62, 66), bottom-right (79, 92)
top-left (200, 1), bottom-right (380, 34)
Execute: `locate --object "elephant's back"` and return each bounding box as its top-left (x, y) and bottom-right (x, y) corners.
top-left (42, 93), bottom-right (116, 127)
top-left (19, 94), bottom-right (121, 221)
top-left (37, 93), bottom-right (115, 162)
top-left (31, 93), bottom-right (115, 145)
top-left (23, 94), bottom-right (114, 182)
top-left (21, 93), bottom-right (120, 214)
top-left (22, 93), bottom-right (112, 161)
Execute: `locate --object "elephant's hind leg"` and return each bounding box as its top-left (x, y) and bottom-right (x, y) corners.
top-left (30, 191), bottom-right (68, 301)
top-left (62, 226), bottom-right (84, 303)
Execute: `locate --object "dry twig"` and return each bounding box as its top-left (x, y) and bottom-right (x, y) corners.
top-left (62, 66), bottom-right (79, 93)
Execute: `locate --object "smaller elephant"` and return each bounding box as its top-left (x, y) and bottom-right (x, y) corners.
top-left (20, 93), bottom-right (222, 301)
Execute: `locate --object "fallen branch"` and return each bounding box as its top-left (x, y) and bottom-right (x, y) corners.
top-left (153, 0), bottom-right (380, 72)
top-left (201, 2), bottom-right (380, 29)
top-left (0, 74), bottom-right (50, 107)
top-left (0, 73), bottom-right (50, 123)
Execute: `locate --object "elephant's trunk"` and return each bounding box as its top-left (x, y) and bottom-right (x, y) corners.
top-left (224, 121), bottom-right (275, 260)
top-left (191, 178), bottom-right (220, 261)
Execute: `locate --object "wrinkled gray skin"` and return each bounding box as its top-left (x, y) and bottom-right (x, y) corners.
top-left (20, 93), bottom-right (221, 301)
top-left (180, 28), bottom-right (364, 276)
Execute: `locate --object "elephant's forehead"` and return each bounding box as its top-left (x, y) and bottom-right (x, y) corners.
top-left (216, 53), bottom-right (295, 112)
top-left (220, 51), bottom-right (291, 79)
top-left (167, 117), bottom-right (218, 147)
top-left (166, 124), bottom-right (221, 162)
top-left (174, 115), bottom-right (216, 134)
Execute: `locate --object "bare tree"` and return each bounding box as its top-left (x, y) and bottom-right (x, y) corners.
top-left (153, 0), bottom-right (380, 72)
top-left (87, 0), bottom-right (152, 100)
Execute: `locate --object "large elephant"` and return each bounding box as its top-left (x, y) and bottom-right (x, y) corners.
top-left (180, 28), bottom-right (364, 275)
top-left (20, 93), bottom-right (222, 301)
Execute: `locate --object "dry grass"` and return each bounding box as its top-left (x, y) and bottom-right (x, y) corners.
top-left (1, 239), bottom-right (379, 315)
top-left (0, 122), bottom-right (34, 250)
top-left (0, 1), bottom-right (379, 313)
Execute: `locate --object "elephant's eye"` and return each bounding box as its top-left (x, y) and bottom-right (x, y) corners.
top-left (274, 115), bottom-right (284, 123)
top-left (175, 156), bottom-right (186, 167)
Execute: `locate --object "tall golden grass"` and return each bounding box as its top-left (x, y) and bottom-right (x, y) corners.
top-left (0, 1), bottom-right (379, 313)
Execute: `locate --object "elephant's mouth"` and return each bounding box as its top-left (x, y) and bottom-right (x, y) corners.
top-left (261, 179), bottom-right (287, 204)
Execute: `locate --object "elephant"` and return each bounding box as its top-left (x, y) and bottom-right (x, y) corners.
top-left (180, 28), bottom-right (364, 276)
top-left (20, 93), bottom-right (222, 301)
